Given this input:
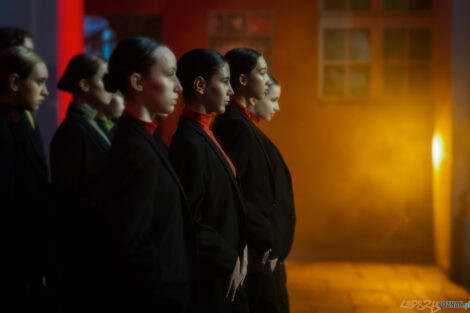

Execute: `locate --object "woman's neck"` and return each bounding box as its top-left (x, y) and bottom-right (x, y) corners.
top-left (247, 96), bottom-right (258, 115)
top-left (73, 95), bottom-right (95, 110)
top-left (233, 95), bottom-right (248, 107)
top-left (0, 94), bottom-right (17, 109)
top-left (125, 99), bottom-right (153, 122)
top-left (234, 94), bottom-right (258, 116)
top-left (185, 99), bottom-right (208, 114)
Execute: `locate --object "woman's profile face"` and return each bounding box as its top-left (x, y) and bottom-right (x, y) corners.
top-left (88, 62), bottom-right (112, 108)
top-left (15, 61), bottom-right (49, 111)
top-left (141, 46), bottom-right (182, 117)
top-left (203, 63), bottom-right (234, 114)
top-left (254, 85), bottom-right (281, 121)
top-left (108, 92), bottom-right (124, 118)
top-left (246, 56), bottom-right (271, 101)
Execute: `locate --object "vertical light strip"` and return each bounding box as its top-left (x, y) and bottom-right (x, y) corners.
top-left (57, 0), bottom-right (84, 123)
top-left (432, 134), bottom-right (444, 171)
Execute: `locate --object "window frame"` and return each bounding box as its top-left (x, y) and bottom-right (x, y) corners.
top-left (318, 0), bottom-right (434, 103)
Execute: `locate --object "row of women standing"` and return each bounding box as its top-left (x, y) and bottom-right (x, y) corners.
top-left (0, 29), bottom-right (295, 313)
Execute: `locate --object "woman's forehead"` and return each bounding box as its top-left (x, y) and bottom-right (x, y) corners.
top-left (152, 46), bottom-right (176, 67)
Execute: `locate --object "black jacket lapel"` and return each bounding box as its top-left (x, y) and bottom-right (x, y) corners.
top-left (232, 105), bottom-right (277, 195)
top-left (130, 118), bottom-right (187, 198)
top-left (185, 117), bottom-right (237, 182)
top-left (182, 117), bottom-right (247, 216)
top-left (67, 106), bottom-right (110, 153)
top-left (19, 114), bottom-right (48, 179)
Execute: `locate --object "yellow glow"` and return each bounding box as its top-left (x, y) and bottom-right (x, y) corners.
top-left (432, 134), bottom-right (444, 171)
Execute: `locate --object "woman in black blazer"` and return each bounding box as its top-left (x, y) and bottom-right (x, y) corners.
top-left (50, 53), bottom-right (112, 313)
top-left (98, 37), bottom-right (195, 313)
top-left (251, 76), bottom-right (295, 313)
top-left (0, 46), bottom-right (50, 312)
top-left (169, 49), bottom-right (249, 313)
top-left (212, 48), bottom-right (280, 313)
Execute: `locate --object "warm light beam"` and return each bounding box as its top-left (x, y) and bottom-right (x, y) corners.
top-left (432, 134), bottom-right (444, 171)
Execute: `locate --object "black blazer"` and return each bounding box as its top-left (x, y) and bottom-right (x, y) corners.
top-left (170, 116), bottom-right (248, 312)
top-left (259, 133), bottom-right (296, 262)
top-left (0, 106), bottom-right (49, 305)
top-left (170, 116), bottom-right (247, 271)
top-left (99, 115), bottom-right (195, 313)
top-left (50, 103), bottom-right (110, 200)
top-left (50, 104), bottom-right (110, 272)
top-left (212, 103), bottom-right (279, 258)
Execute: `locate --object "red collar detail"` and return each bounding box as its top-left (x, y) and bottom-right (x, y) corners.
top-left (10, 109), bottom-right (22, 123)
top-left (231, 98), bottom-right (260, 124)
top-left (123, 109), bottom-right (159, 135)
top-left (182, 107), bottom-right (213, 130)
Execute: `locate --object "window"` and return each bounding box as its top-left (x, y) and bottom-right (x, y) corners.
top-left (322, 28), bottom-right (371, 97)
top-left (319, 0), bottom-right (433, 100)
top-left (383, 28), bottom-right (431, 95)
top-left (207, 11), bottom-right (273, 66)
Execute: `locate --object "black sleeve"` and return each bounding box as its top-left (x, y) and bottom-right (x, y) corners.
top-left (50, 126), bottom-right (96, 244)
top-left (170, 136), bottom-right (238, 274)
top-left (101, 144), bottom-right (159, 288)
top-left (50, 127), bottom-right (84, 196)
top-left (215, 121), bottom-right (277, 257)
top-left (0, 126), bottom-right (22, 268)
top-left (0, 126), bottom-right (15, 213)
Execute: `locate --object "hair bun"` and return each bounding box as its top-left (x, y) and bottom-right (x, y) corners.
top-left (57, 74), bottom-right (73, 92)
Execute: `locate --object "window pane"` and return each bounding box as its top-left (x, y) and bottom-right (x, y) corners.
top-left (410, 0), bottom-right (432, 10)
top-left (324, 65), bottom-right (345, 96)
top-left (384, 28), bottom-right (405, 60)
top-left (324, 0), bottom-right (347, 10)
top-left (409, 64), bottom-right (430, 94)
top-left (409, 29), bottom-right (430, 60)
top-left (383, 64), bottom-right (405, 94)
top-left (384, 0), bottom-right (406, 10)
top-left (351, 0), bottom-right (371, 10)
top-left (349, 65), bottom-right (369, 96)
top-left (350, 29), bottom-right (370, 61)
top-left (324, 29), bottom-right (345, 60)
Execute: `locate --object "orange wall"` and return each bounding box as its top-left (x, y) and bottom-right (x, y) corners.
top-left (86, 0), bottom-right (452, 262)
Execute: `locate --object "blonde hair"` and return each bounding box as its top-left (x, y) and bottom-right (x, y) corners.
top-left (0, 45), bottom-right (44, 91)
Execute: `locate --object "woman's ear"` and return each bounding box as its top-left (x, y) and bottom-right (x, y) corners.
top-left (239, 74), bottom-right (248, 87)
top-left (193, 76), bottom-right (206, 95)
top-left (129, 73), bottom-right (143, 92)
top-left (8, 73), bottom-right (21, 92)
top-left (78, 78), bottom-right (90, 93)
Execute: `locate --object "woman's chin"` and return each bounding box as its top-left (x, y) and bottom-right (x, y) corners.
top-left (163, 105), bottom-right (175, 115)
top-left (217, 106), bottom-right (226, 114)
